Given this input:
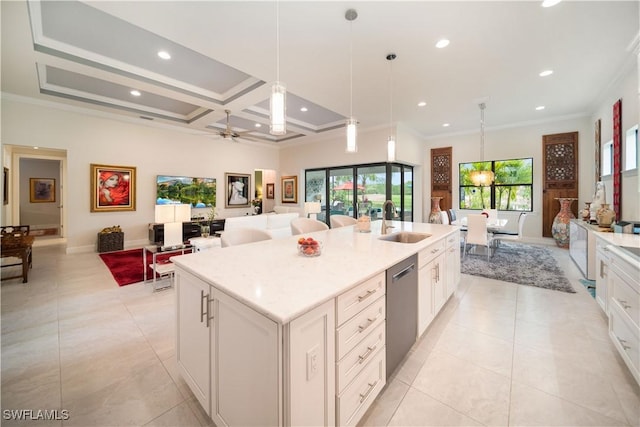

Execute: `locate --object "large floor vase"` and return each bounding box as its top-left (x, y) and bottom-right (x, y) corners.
top-left (428, 197), bottom-right (443, 224)
top-left (551, 197), bottom-right (577, 248)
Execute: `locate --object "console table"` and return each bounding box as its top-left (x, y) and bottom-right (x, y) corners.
top-left (148, 219), bottom-right (225, 245)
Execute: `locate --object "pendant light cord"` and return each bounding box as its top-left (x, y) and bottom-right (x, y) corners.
top-left (349, 19), bottom-right (353, 118)
top-left (276, 0), bottom-right (280, 83)
top-left (479, 102), bottom-right (485, 161)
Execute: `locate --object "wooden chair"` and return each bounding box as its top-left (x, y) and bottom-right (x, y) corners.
top-left (1, 225), bottom-right (34, 283)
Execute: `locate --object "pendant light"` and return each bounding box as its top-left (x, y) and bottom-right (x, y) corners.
top-left (386, 53), bottom-right (397, 162)
top-left (345, 9), bottom-right (358, 153)
top-left (469, 102), bottom-right (495, 186)
top-left (270, 0), bottom-right (286, 136)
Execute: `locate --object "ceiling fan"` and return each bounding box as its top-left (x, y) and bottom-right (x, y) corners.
top-left (215, 109), bottom-right (256, 142)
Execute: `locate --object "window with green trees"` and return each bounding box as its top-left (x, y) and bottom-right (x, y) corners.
top-left (459, 158), bottom-right (533, 211)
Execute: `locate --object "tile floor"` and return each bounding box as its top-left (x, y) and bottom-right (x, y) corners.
top-left (1, 242), bottom-right (639, 427)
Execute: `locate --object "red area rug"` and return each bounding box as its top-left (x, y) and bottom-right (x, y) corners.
top-left (99, 248), bottom-right (175, 286)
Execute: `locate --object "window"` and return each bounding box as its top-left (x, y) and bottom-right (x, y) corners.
top-left (305, 162), bottom-right (413, 224)
top-left (459, 157), bottom-right (533, 211)
top-left (625, 125), bottom-right (638, 171)
top-left (602, 140), bottom-right (613, 176)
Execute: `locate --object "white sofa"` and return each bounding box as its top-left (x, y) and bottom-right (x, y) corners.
top-left (223, 212), bottom-right (299, 239)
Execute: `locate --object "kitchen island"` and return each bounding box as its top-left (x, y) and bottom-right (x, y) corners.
top-left (172, 221), bottom-right (460, 426)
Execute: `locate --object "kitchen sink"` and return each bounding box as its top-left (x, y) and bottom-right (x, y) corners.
top-left (378, 232), bottom-right (431, 243)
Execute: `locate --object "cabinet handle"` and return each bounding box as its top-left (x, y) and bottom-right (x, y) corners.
top-left (358, 316), bottom-right (378, 333)
top-left (200, 290), bottom-right (208, 323)
top-left (600, 260), bottom-right (607, 278)
top-left (617, 337), bottom-right (631, 351)
top-left (358, 345), bottom-right (377, 365)
top-left (359, 381), bottom-right (378, 403)
top-left (206, 295), bottom-right (215, 328)
top-left (431, 248), bottom-right (440, 254)
top-left (618, 299), bottom-right (632, 310)
top-left (357, 289), bottom-right (377, 302)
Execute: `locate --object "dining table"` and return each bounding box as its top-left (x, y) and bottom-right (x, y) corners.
top-left (458, 216), bottom-right (509, 233)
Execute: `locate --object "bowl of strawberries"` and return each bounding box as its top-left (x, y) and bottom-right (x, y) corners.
top-left (297, 236), bottom-right (322, 257)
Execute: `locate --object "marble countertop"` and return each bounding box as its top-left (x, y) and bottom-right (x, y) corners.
top-left (594, 231), bottom-right (640, 265)
top-left (171, 221), bottom-right (459, 324)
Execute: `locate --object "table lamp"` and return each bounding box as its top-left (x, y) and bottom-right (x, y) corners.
top-left (305, 202), bottom-right (322, 220)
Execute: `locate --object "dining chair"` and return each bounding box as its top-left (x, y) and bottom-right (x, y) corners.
top-left (221, 228), bottom-right (272, 248)
top-left (463, 214), bottom-right (495, 261)
top-left (439, 211), bottom-right (450, 225)
top-left (447, 209), bottom-right (458, 225)
top-left (291, 218), bottom-right (330, 235)
top-left (330, 214), bottom-right (357, 228)
top-left (494, 213), bottom-right (527, 246)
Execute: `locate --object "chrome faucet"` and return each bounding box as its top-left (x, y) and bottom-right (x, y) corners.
top-left (381, 200), bottom-right (397, 234)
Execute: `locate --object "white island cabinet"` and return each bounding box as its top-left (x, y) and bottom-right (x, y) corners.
top-left (593, 232), bottom-right (640, 386)
top-left (172, 221), bottom-right (461, 426)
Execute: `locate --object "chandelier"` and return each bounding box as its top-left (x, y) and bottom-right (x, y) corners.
top-left (469, 102), bottom-right (494, 186)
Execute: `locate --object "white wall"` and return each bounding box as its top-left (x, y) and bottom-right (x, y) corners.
top-left (19, 158), bottom-right (60, 227)
top-left (2, 98), bottom-right (280, 252)
top-left (423, 116), bottom-right (592, 241)
top-left (590, 60), bottom-right (639, 221)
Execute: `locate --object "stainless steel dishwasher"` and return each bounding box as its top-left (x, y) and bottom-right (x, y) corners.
top-left (385, 254), bottom-right (418, 379)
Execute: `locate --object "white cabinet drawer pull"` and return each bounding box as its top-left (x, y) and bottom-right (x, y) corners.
top-left (358, 345), bottom-right (377, 365)
top-left (431, 248), bottom-right (440, 254)
top-left (359, 381), bottom-right (378, 403)
top-left (357, 289), bottom-right (377, 302)
top-left (617, 337), bottom-right (631, 351)
top-left (617, 299), bottom-right (632, 310)
top-left (358, 316), bottom-right (378, 333)
top-left (200, 290), bottom-right (208, 323)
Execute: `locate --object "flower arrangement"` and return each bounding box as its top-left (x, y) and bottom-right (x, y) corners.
top-left (251, 198), bottom-right (262, 207)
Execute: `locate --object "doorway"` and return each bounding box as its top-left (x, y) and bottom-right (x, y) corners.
top-left (7, 146), bottom-right (67, 243)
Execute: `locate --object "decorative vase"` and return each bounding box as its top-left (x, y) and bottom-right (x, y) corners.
top-left (428, 197), bottom-right (443, 224)
top-left (551, 197), bottom-right (577, 248)
top-left (201, 224), bottom-right (210, 238)
top-left (596, 203), bottom-right (615, 228)
top-left (581, 202), bottom-right (591, 221)
top-left (589, 181), bottom-right (606, 222)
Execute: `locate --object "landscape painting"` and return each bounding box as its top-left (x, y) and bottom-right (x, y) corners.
top-left (156, 175), bottom-right (216, 207)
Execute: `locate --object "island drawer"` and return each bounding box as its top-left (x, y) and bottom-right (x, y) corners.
top-left (336, 322), bottom-right (385, 393)
top-left (445, 231), bottom-right (460, 248)
top-left (336, 347), bottom-right (386, 427)
top-left (336, 296), bottom-right (385, 360)
top-left (610, 267), bottom-right (639, 329)
top-left (336, 272), bottom-right (385, 326)
top-left (419, 239), bottom-right (446, 268)
top-left (609, 302), bottom-right (639, 384)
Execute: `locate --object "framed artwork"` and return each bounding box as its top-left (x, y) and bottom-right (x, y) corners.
top-left (3, 167), bottom-right (8, 205)
top-left (225, 173), bottom-right (250, 208)
top-left (266, 183), bottom-right (275, 199)
top-left (281, 175), bottom-right (298, 204)
top-left (90, 164), bottom-right (136, 212)
top-left (594, 118), bottom-right (601, 184)
top-left (29, 178), bottom-right (56, 203)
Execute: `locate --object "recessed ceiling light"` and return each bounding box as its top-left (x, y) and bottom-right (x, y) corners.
top-left (130, 90), bottom-right (141, 97)
top-left (442, 123), bottom-right (450, 127)
top-left (157, 50), bottom-right (171, 60)
top-left (435, 39), bottom-right (450, 49)
top-left (255, 123), bottom-right (262, 128)
top-left (541, 0), bottom-right (561, 7)
top-left (539, 70), bottom-right (553, 77)
top-left (300, 107), bottom-right (308, 112)
top-left (536, 106), bottom-right (545, 111)
top-left (417, 101), bottom-right (427, 107)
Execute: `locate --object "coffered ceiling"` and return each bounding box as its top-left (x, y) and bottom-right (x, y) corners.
top-left (1, 1), bottom-right (638, 147)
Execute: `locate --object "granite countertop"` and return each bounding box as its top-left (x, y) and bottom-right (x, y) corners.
top-left (171, 221), bottom-right (459, 324)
